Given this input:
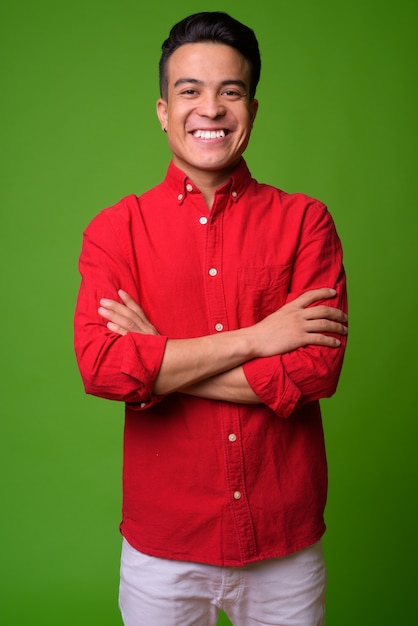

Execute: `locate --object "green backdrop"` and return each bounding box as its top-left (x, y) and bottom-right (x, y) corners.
top-left (1, 1), bottom-right (417, 624)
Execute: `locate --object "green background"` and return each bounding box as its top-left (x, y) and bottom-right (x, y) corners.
top-left (1, 0), bottom-right (417, 624)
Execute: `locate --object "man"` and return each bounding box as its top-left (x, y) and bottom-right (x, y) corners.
top-left (74, 11), bottom-right (348, 626)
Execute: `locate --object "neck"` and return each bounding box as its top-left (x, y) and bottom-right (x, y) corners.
top-left (172, 159), bottom-right (241, 210)
top-left (192, 179), bottom-right (223, 209)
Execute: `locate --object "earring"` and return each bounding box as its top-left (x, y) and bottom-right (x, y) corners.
top-left (163, 127), bottom-right (167, 133)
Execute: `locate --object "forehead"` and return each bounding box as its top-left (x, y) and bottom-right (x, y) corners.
top-left (165, 42), bottom-right (250, 86)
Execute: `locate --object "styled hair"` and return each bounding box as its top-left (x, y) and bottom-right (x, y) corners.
top-left (159, 12), bottom-right (261, 100)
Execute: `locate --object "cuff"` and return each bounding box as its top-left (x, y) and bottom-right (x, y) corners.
top-left (121, 332), bottom-right (168, 408)
top-left (243, 355), bottom-right (302, 418)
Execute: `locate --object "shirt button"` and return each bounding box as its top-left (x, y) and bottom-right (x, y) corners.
top-left (228, 433), bottom-right (237, 442)
top-left (231, 190), bottom-right (237, 198)
top-left (215, 323), bottom-right (224, 332)
top-left (177, 193), bottom-right (183, 201)
top-left (199, 217), bottom-right (208, 225)
top-left (209, 268), bottom-right (217, 276)
top-left (186, 183), bottom-right (193, 192)
top-left (233, 491), bottom-right (242, 500)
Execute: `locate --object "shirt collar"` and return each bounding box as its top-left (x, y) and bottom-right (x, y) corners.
top-left (163, 159), bottom-right (253, 205)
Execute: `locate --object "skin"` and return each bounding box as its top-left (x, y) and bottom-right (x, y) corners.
top-left (99, 288), bottom-right (347, 401)
top-left (98, 42), bottom-right (348, 401)
top-left (156, 42), bottom-right (258, 208)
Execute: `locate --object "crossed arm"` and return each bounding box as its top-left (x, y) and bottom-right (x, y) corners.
top-left (98, 288), bottom-right (348, 404)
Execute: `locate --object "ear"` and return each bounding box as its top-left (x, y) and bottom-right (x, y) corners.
top-left (249, 99), bottom-right (259, 126)
top-left (156, 98), bottom-right (168, 132)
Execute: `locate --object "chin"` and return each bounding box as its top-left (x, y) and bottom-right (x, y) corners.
top-left (195, 154), bottom-right (240, 171)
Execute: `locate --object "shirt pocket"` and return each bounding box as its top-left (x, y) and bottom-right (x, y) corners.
top-left (238, 264), bottom-right (292, 323)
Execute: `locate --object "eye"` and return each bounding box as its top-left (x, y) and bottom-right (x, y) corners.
top-left (221, 89), bottom-right (244, 99)
top-left (180, 89), bottom-right (198, 96)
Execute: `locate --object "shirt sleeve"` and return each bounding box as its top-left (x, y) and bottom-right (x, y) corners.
top-left (242, 201), bottom-right (348, 418)
top-left (74, 202), bottom-right (168, 409)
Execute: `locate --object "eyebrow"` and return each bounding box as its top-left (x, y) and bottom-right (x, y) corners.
top-left (173, 78), bottom-right (247, 90)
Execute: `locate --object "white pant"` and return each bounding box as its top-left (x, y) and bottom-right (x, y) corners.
top-left (119, 539), bottom-right (326, 625)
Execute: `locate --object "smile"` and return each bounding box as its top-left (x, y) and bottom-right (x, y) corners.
top-left (192, 130), bottom-right (227, 139)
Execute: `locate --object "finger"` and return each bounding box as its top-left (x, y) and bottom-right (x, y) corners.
top-left (98, 306), bottom-right (140, 332)
top-left (302, 333), bottom-right (342, 348)
top-left (306, 319), bottom-right (348, 336)
top-left (117, 291), bottom-right (159, 332)
top-left (117, 291), bottom-right (159, 335)
top-left (118, 290), bottom-right (146, 316)
top-left (292, 288), bottom-right (337, 309)
top-left (99, 302), bottom-right (160, 335)
top-left (99, 297), bottom-right (149, 327)
top-left (99, 298), bottom-right (127, 312)
top-left (101, 296), bottom-right (145, 322)
top-left (106, 321), bottom-right (128, 336)
top-left (304, 305), bottom-right (348, 323)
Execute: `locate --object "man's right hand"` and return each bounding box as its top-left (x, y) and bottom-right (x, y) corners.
top-left (99, 290), bottom-right (159, 337)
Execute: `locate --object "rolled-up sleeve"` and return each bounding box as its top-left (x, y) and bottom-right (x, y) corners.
top-left (74, 206), bottom-right (167, 408)
top-left (242, 201), bottom-right (347, 418)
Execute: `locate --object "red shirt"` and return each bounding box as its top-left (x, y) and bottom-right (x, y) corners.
top-left (74, 159), bottom-right (347, 566)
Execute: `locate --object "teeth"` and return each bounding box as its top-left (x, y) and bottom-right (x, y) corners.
top-left (193, 130), bottom-right (226, 139)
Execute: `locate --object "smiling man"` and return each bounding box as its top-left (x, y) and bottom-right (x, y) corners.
top-left (74, 12), bottom-right (348, 626)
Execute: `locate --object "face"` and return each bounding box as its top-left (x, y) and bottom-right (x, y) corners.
top-left (157, 42), bottom-right (258, 186)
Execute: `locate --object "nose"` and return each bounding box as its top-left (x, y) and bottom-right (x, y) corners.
top-left (197, 93), bottom-right (226, 119)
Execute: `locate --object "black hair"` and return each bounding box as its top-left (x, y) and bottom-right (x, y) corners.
top-left (159, 12), bottom-right (261, 100)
